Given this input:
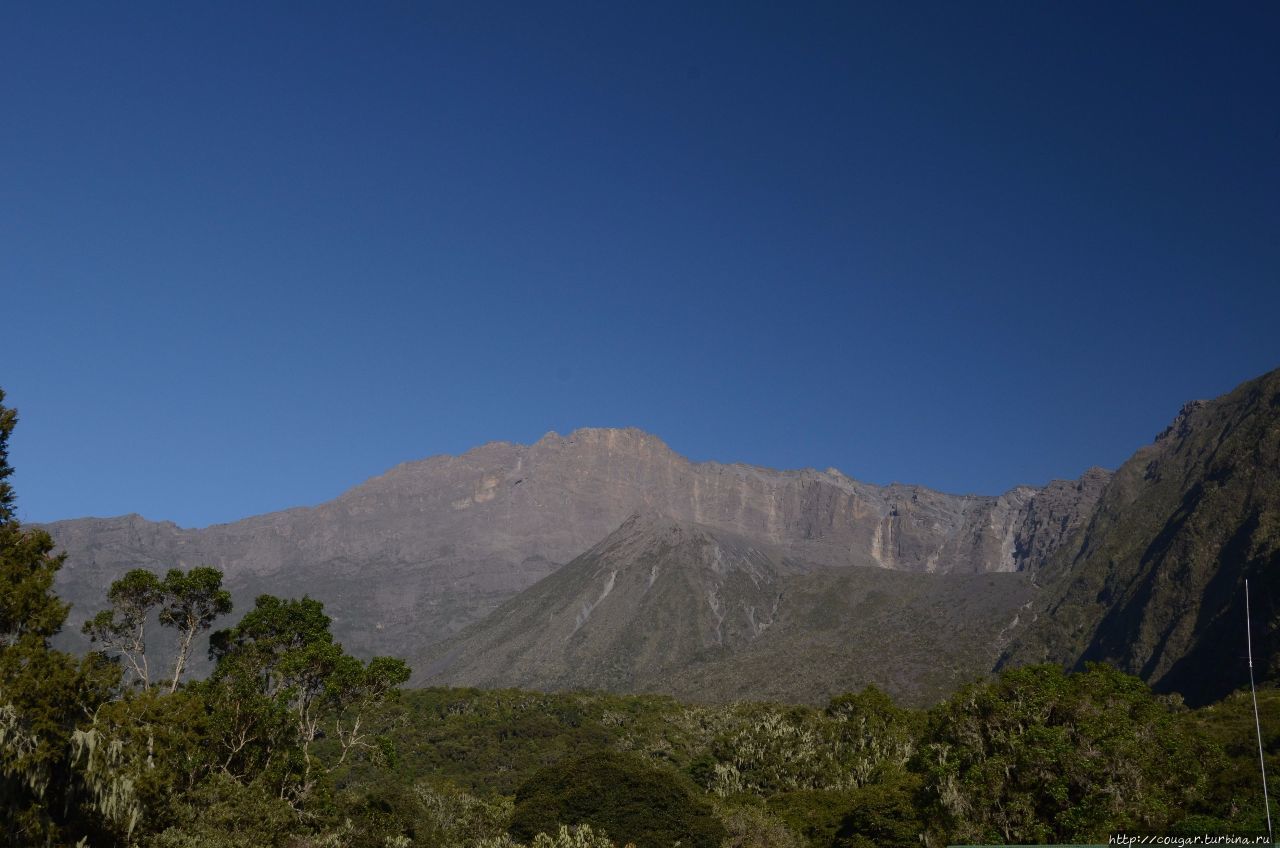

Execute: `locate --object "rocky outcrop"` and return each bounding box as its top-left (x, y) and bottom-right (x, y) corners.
top-left (1006, 467), bottom-right (1113, 574)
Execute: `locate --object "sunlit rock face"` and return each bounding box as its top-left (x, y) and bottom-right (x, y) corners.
top-left (43, 426), bottom-right (1104, 664)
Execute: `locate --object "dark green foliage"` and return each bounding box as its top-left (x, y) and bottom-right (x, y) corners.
top-left (832, 775), bottom-right (923, 848)
top-left (0, 522), bottom-right (69, 649)
top-left (510, 750), bottom-right (725, 848)
top-left (76, 589), bottom-right (411, 844)
top-left (158, 566), bottom-right (232, 691)
top-left (697, 693), bottom-right (919, 799)
top-left (1176, 685), bottom-right (1280, 835)
top-left (149, 773), bottom-right (299, 848)
top-left (917, 663), bottom-right (1215, 845)
top-left (765, 790), bottom-right (860, 847)
top-left (206, 593), bottom-right (410, 802)
top-left (0, 390), bottom-right (123, 846)
top-left (824, 685), bottom-right (923, 784)
top-left (0, 394), bottom-right (69, 648)
top-left (335, 779), bottom-right (516, 848)
top-left (344, 688), bottom-right (660, 796)
top-left (0, 644), bottom-right (120, 846)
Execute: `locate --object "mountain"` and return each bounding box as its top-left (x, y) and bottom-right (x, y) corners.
top-left (40, 367), bottom-right (1280, 706)
top-left (418, 368), bottom-right (1280, 706)
top-left (418, 513), bottom-right (1036, 706)
top-left (44, 428), bottom-right (1105, 666)
top-left (1001, 367), bottom-right (1280, 705)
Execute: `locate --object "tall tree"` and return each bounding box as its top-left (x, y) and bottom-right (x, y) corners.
top-left (0, 389), bottom-right (68, 650)
top-left (206, 594), bottom-right (409, 803)
top-left (0, 389), bottom-right (121, 846)
top-left (82, 568), bottom-right (164, 687)
top-left (0, 390), bottom-right (13, 523)
top-left (84, 565), bottom-right (233, 691)
top-left (158, 566), bottom-right (232, 692)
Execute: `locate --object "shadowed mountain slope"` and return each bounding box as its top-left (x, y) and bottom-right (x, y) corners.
top-left (1002, 367), bottom-right (1280, 705)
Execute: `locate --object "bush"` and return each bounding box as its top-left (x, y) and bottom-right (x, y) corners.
top-left (833, 774), bottom-right (922, 848)
top-left (917, 664), bottom-right (1215, 845)
top-left (148, 774), bottom-right (299, 848)
top-left (509, 750), bottom-right (724, 848)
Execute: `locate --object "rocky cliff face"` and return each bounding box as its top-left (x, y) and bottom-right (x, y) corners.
top-left (44, 427), bottom-right (1106, 663)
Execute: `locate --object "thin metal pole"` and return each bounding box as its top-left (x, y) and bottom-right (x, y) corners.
top-left (1247, 579), bottom-right (1273, 844)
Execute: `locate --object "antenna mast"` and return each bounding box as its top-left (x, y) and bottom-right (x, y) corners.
top-left (1247, 578), bottom-right (1273, 844)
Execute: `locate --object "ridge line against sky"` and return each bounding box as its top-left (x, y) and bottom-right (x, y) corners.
top-left (3, 3), bottom-right (1277, 527)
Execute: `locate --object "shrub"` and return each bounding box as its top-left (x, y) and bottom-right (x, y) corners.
top-left (509, 750), bottom-right (724, 848)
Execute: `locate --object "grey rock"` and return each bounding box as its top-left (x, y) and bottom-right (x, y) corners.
top-left (419, 512), bottom-right (1036, 706)
top-left (43, 427), bottom-right (1106, 667)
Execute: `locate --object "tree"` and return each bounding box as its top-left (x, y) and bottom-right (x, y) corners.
top-left (717, 804), bottom-right (803, 848)
top-left (832, 774), bottom-right (923, 848)
top-left (916, 664), bottom-right (1215, 845)
top-left (83, 568), bottom-right (164, 686)
top-left (205, 594), bottom-right (410, 803)
top-left (159, 566), bottom-right (232, 692)
top-left (0, 388), bottom-right (122, 846)
top-left (84, 566), bottom-right (233, 691)
top-left (0, 390), bottom-right (68, 650)
top-left (825, 685), bottom-right (922, 785)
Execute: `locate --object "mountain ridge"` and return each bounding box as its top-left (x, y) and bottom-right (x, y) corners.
top-left (416, 367), bottom-right (1280, 705)
top-left (36, 366), bottom-right (1280, 706)
top-left (1002, 366), bottom-right (1280, 704)
top-left (42, 425), bottom-right (1106, 667)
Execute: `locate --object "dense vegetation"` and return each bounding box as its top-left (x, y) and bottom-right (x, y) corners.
top-left (2, 388), bottom-right (1278, 846)
top-left (331, 673), bottom-right (1278, 847)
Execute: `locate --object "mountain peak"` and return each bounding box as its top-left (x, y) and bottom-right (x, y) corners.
top-left (610, 510), bottom-right (684, 536)
top-left (534, 426), bottom-right (676, 454)
top-left (417, 511), bottom-right (798, 694)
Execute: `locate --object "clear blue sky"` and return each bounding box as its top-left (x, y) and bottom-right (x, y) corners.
top-left (3, 2), bottom-right (1277, 528)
